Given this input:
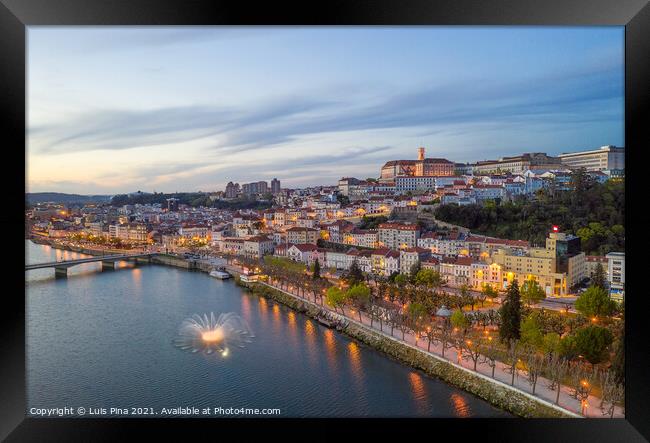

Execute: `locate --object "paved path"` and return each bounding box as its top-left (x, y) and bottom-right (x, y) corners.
top-left (250, 275), bottom-right (623, 418)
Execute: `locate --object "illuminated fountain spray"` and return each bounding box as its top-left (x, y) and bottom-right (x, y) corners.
top-left (173, 312), bottom-right (254, 357)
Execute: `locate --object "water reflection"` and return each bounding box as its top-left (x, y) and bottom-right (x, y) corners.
top-left (451, 393), bottom-right (471, 417)
top-left (347, 342), bottom-right (366, 399)
top-left (240, 295), bottom-right (251, 323)
top-left (408, 371), bottom-right (431, 414)
top-left (131, 268), bottom-right (142, 289)
top-left (323, 329), bottom-right (338, 371)
top-left (303, 320), bottom-right (318, 367)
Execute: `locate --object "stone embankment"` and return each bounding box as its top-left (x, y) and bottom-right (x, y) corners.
top-left (237, 279), bottom-right (575, 418)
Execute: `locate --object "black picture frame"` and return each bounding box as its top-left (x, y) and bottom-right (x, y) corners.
top-left (2, 0), bottom-right (649, 440)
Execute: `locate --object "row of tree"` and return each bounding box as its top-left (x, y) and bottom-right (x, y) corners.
top-left (237, 252), bottom-right (623, 416)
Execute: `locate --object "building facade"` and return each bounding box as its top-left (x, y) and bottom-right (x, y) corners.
top-left (558, 146), bottom-right (624, 175)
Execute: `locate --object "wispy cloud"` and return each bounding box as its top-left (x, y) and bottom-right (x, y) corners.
top-left (30, 63), bottom-right (622, 158)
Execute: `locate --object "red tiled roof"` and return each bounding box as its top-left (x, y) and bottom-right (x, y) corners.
top-left (378, 222), bottom-right (418, 231)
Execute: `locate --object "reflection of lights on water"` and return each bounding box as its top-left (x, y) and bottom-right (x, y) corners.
top-left (173, 312), bottom-right (254, 357)
top-left (450, 393), bottom-right (470, 418)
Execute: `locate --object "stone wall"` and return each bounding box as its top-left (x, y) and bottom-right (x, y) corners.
top-left (237, 279), bottom-right (575, 418)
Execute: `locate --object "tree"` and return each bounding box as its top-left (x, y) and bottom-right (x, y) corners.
top-left (546, 352), bottom-right (569, 405)
top-left (573, 325), bottom-right (614, 366)
top-left (409, 262), bottom-right (421, 284)
top-left (459, 285), bottom-right (476, 311)
top-left (520, 314), bottom-right (543, 348)
top-left (450, 309), bottom-right (470, 334)
top-left (343, 260), bottom-right (364, 286)
top-left (415, 268), bottom-right (443, 289)
top-left (423, 325), bottom-right (438, 352)
top-left (524, 346), bottom-right (545, 395)
top-left (437, 324), bottom-right (454, 359)
top-left (520, 279), bottom-right (546, 306)
top-left (541, 332), bottom-right (561, 357)
top-left (394, 273), bottom-right (409, 287)
top-left (407, 302), bottom-right (427, 346)
top-left (499, 279), bottom-right (522, 343)
top-left (461, 338), bottom-right (482, 371)
top-left (611, 302), bottom-right (625, 384)
top-left (325, 286), bottom-right (347, 314)
top-left (312, 259), bottom-right (321, 279)
top-left (559, 334), bottom-right (579, 360)
top-left (346, 283), bottom-right (371, 323)
top-left (575, 286), bottom-right (616, 318)
top-left (503, 339), bottom-right (521, 386)
top-left (481, 337), bottom-right (499, 378)
top-left (479, 284), bottom-right (497, 307)
top-left (591, 262), bottom-right (607, 290)
top-left (599, 369), bottom-right (624, 418)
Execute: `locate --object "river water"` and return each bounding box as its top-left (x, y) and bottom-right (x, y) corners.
top-left (25, 240), bottom-right (509, 417)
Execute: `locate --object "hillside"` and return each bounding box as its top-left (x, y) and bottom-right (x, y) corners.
top-left (26, 192), bottom-right (112, 205)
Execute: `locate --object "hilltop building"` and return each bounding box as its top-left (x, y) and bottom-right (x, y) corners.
top-left (558, 145), bottom-right (624, 176)
top-left (379, 147), bottom-right (454, 181)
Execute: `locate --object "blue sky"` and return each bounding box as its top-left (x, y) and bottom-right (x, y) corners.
top-left (27, 26), bottom-right (624, 194)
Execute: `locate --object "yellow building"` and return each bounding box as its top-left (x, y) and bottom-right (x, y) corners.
top-left (489, 231), bottom-right (586, 296)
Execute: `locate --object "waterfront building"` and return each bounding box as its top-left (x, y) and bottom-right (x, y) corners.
top-left (218, 237), bottom-right (245, 255)
top-left (287, 243), bottom-right (318, 263)
top-left (243, 235), bottom-right (275, 258)
top-left (84, 221), bottom-right (104, 237)
top-left (558, 145), bottom-right (624, 175)
top-left (178, 223), bottom-right (210, 240)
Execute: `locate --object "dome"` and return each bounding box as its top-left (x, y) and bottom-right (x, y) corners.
top-left (436, 305), bottom-right (452, 318)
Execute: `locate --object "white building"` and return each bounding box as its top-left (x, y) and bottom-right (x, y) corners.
top-left (606, 252), bottom-right (625, 300)
top-left (558, 146), bottom-right (625, 175)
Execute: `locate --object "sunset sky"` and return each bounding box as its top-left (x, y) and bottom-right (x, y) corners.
top-left (27, 26), bottom-right (624, 195)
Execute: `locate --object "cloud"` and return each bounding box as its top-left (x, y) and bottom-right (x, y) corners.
top-left (30, 62), bottom-right (622, 159)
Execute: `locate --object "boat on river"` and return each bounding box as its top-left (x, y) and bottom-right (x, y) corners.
top-left (209, 269), bottom-right (231, 279)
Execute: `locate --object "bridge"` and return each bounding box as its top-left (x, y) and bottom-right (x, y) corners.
top-left (25, 253), bottom-right (158, 278)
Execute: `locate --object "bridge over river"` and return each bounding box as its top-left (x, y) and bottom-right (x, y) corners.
top-left (25, 252), bottom-right (158, 278)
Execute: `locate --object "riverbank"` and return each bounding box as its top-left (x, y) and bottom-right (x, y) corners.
top-left (235, 278), bottom-right (576, 418)
top-left (27, 239), bottom-right (577, 418)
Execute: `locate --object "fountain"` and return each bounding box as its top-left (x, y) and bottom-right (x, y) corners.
top-left (173, 312), bottom-right (254, 357)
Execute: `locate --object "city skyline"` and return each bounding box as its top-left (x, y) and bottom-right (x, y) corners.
top-left (28, 26), bottom-right (624, 194)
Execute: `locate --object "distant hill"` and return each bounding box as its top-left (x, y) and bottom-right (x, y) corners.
top-left (26, 192), bottom-right (112, 205)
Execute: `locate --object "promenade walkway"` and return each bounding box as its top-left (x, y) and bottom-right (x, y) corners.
top-left (247, 275), bottom-right (623, 418)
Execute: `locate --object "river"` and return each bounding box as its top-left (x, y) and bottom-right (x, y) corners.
top-left (25, 240), bottom-right (510, 417)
